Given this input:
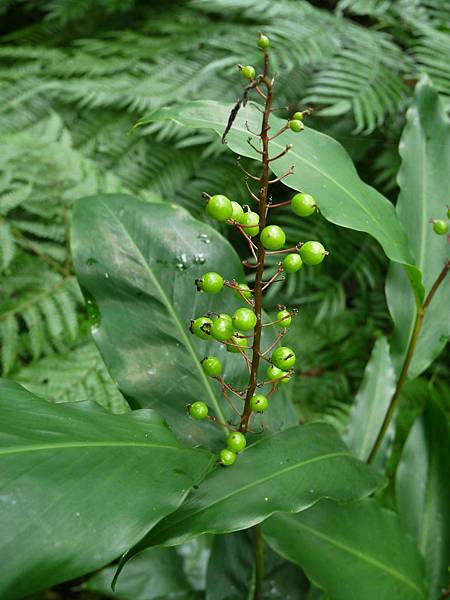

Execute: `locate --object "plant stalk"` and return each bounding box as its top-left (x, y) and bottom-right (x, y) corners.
top-left (252, 524), bottom-right (264, 600)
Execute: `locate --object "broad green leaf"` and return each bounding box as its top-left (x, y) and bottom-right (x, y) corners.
top-left (396, 398), bottom-right (450, 600)
top-left (344, 336), bottom-right (396, 462)
top-left (116, 423), bottom-right (383, 573)
top-left (72, 194), bottom-right (296, 449)
top-left (0, 379), bottom-right (213, 599)
top-left (263, 499), bottom-right (427, 600)
top-left (141, 101), bottom-right (419, 291)
top-left (386, 77), bottom-right (450, 378)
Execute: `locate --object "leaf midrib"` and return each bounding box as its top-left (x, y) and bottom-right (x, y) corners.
top-left (0, 441), bottom-right (180, 456)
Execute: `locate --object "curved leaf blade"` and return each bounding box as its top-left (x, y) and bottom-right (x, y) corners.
top-left (0, 379), bottom-right (213, 599)
top-left (264, 499), bottom-right (427, 600)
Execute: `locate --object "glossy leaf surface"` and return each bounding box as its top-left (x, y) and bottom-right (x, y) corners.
top-left (264, 499), bottom-right (427, 600)
top-left (386, 78), bottom-right (450, 378)
top-left (396, 398), bottom-right (450, 600)
top-left (72, 194), bottom-right (295, 449)
top-left (0, 380), bottom-right (213, 599)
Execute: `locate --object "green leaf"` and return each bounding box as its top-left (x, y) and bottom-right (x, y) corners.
top-left (396, 398), bottom-right (450, 600)
top-left (344, 336), bottom-right (396, 462)
top-left (117, 423), bottom-right (383, 574)
top-left (263, 498), bottom-right (427, 600)
top-left (386, 77), bottom-right (450, 378)
top-left (0, 379), bottom-right (213, 599)
top-left (141, 101), bottom-right (418, 285)
top-left (71, 193), bottom-right (296, 449)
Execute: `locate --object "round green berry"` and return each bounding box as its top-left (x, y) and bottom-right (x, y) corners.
top-left (189, 401), bottom-right (208, 420)
top-left (212, 313), bottom-right (232, 324)
top-left (207, 194), bottom-right (233, 222)
top-left (227, 431), bottom-right (247, 453)
top-left (190, 317), bottom-right (212, 340)
top-left (283, 253), bottom-right (302, 273)
top-left (201, 356), bottom-right (222, 378)
top-left (260, 225), bottom-right (286, 250)
top-left (291, 192), bottom-right (316, 217)
top-left (271, 346), bottom-right (296, 370)
top-left (232, 307), bottom-right (257, 331)
top-left (231, 201), bottom-right (245, 223)
top-left (233, 282), bottom-right (252, 300)
top-left (258, 33), bottom-right (270, 49)
top-left (197, 272), bottom-right (223, 294)
top-left (300, 241), bottom-right (327, 265)
top-left (276, 309), bottom-right (292, 328)
top-left (219, 448), bottom-right (236, 466)
top-left (267, 364), bottom-right (291, 384)
top-left (242, 211), bottom-right (260, 237)
top-left (210, 317), bottom-right (234, 341)
top-left (250, 394), bottom-right (269, 413)
top-left (226, 334), bottom-right (248, 353)
top-left (241, 65), bottom-right (256, 80)
top-left (292, 111), bottom-right (304, 121)
top-left (289, 119), bottom-right (304, 132)
top-left (433, 219), bottom-right (448, 235)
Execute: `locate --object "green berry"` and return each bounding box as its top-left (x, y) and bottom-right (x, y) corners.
top-left (219, 448), bottom-right (236, 466)
top-left (283, 253), bottom-right (303, 273)
top-left (189, 401), bottom-right (208, 420)
top-left (292, 111), bottom-right (304, 121)
top-left (212, 313), bottom-right (232, 324)
top-left (190, 317), bottom-right (212, 340)
top-left (196, 272), bottom-right (223, 294)
top-left (210, 317), bottom-right (234, 341)
top-left (271, 346), bottom-right (296, 370)
top-left (291, 192), bottom-right (316, 217)
top-left (433, 220), bottom-right (448, 235)
top-left (260, 225), bottom-right (286, 250)
top-left (232, 307), bottom-right (257, 331)
top-left (289, 119), bottom-right (304, 132)
top-left (242, 211), bottom-right (260, 237)
top-left (266, 364), bottom-right (291, 384)
top-left (231, 201), bottom-right (245, 223)
top-left (241, 65), bottom-right (256, 80)
top-left (258, 33), bottom-right (270, 49)
top-left (227, 431), bottom-right (247, 453)
top-left (233, 283), bottom-right (252, 300)
top-left (300, 241), bottom-right (327, 265)
top-left (250, 394), bottom-right (269, 413)
top-left (207, 194), bottom-right (233, 221)
top-left (276, 309), bottom-right (292, 328)
top-left (201, 356), bottom-right (222, 378)
top-left (226, 334), bottom-right (248, 353)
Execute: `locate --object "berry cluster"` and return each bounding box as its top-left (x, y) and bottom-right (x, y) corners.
top-left (187, 34), bottom-right (328, 465)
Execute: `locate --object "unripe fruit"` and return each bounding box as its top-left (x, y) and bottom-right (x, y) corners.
top-left (276, 309), bottom-right (292, 328)
top-left (233, 282), bottom-right (252, 300)
top-left (196, 272), bottom-right (223, 293)
top-left (292, 111), bottom-right (304, 121)
top-left (226, 334), bottom-right (248, 353)
top-left (433, 219), bottom-right (448, 235)
top-left (189, 401), bottom-right (208, 420)
top-left (207, 194), bottom-right (233, 221)
top-left (300, 241), bottom-right (327, 265)
top-left (267, 364), bottom-right (291, 384)
top-left (227, 431), bottom-right (247, 453)
top-left (232, 307), bottom-right (257, 331)
top-left (212, 313), bottom-right (232, 324)
top-left (271, 346), bottom-right (296, 370)
top-left (250, 394), bottom-right (269, 413)
top-left (201, 356), bottom-right (222, 378)
top-left (291, 192), bottom-right (316, 217)
top-left (219, 448), bottom-right (236, 466)
top-left (289, 119), bottom-right (304, 132)
top-left (242, 211), bottom-right (260, 237)
top-left (283, 253), bottom-right (303, 273)
top-left (260, 225), bottom-right (286, 250)
top-left (231, 201), bottom-right (245, 223)
top-left (191, 317), bottom-right (212, 340)
top-left (210, 317), bottom-right (234, 341)
top-left (241, 65), bottom-right (256, 80)
top-left (258, 33), bottom-right (270, 49)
